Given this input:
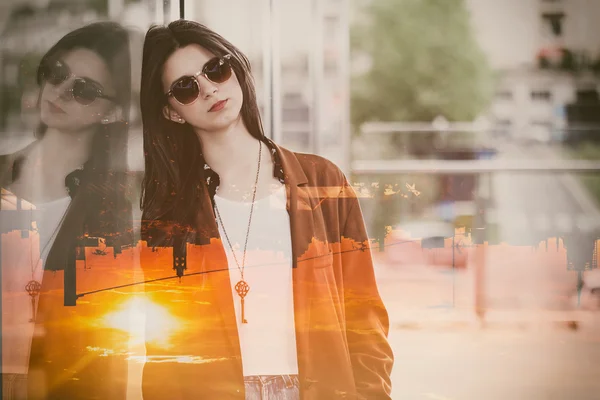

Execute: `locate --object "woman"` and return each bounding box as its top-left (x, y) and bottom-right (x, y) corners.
top-left (0, 22), bottom-right (134, 399)
top-left (140, 20), bottom-right (393, 399)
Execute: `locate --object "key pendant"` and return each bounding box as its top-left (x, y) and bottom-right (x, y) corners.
top-left (234, 280), bottom-right (250, 324)
top-left (25, 280), bottom-right (42, 323)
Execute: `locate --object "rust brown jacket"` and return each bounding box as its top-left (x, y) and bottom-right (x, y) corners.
top-left (140, 140), bottom-right (394, 399)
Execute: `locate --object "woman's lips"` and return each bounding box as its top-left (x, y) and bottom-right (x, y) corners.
top-left (209, 99), bottom-right (227, 112)
top-left (46, 100), bottom-right (65, 114)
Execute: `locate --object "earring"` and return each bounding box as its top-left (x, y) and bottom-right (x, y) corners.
top-left (178, 118), bottom-right (185, 124)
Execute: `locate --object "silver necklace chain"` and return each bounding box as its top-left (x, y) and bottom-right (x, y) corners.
top-left (213, 140), bottom-right (262, 280)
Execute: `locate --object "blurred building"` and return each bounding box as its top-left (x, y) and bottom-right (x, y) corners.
top-left (467, 0), bottom-right (600, 142)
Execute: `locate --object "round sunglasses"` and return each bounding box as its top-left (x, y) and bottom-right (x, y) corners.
top-left (40, 59), bottom-right (117, 106)
top-left (165, 54), bottom-right (233, 105)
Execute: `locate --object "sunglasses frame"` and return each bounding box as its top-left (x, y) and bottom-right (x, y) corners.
top-left (43, 59), bottom-right (117, 105)
top-left (165, 54), bottom-right (233, 106)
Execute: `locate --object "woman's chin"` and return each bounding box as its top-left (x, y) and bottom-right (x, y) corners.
top-left (193, 117), bottom-right (240, 134)
top-left (40, 106), bottom-right (63, 125)
top-left (40, 114), bottom-right (77, 132)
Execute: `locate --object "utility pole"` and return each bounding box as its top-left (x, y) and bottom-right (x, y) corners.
top-left (473, 172), bottom-right (490, 326)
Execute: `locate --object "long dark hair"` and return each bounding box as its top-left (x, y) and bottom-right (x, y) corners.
top-left (140, 20), bottom-right (265, 238)
top-left (38, 21), bottom-right (134, 270)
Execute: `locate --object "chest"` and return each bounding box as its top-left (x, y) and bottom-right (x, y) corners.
top-left (215, 173), bottom-right (282, 203)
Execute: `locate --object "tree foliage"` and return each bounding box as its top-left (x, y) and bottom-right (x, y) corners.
top-left (350, 0), bottom-right (494, 128)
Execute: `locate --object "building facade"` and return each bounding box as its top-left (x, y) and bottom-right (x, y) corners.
top-left (466, 0), bottom-right (600, 141)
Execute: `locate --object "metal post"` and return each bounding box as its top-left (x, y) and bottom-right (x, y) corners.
top-left (163, 0), bottom-right (171, 23)
top-left (452, 233), bottom-right (455, 307)
top-left (260, 0), bottom-right (281, 142)
top-left (339, 0), bottom-right (351, 176)
top-left (64, 243), bottom-right (77, 306)
top-left (309, 0), bottom-right (324, 155)
top-left (474, 232), bottom-right (486, 324)
top-left (473, 172), bottom-right (490, 325)
top-left (261, 0), bottom-right (280, 141)
top-left (270, 0), bottom-right (282, 144)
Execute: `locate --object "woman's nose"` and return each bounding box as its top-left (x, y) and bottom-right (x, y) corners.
top-left (198, 76), bottom-right (218, 99)
top-left (50, 79), bottom-right (74, 101)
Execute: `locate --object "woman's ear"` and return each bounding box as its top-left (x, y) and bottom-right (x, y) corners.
top-left (101, 106), bottom-right (125, 125)
top-left (162, 105), bottom-right (186, 124)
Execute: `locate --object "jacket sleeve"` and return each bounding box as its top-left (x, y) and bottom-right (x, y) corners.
top-left (338, 174), bottom-right (394, 399)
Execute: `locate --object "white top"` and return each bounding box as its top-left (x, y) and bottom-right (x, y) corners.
top-left (1, 196), bottom-right (71, 374)
top-left (214, 184), bottom-right (299, 376)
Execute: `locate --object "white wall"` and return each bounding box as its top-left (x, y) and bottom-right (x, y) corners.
top-left (466, 0), bottom-right (600, 71)
top-left (466, 0), bottom-right (540, 70)
top-left (563, 0), bottom-right (600, 57)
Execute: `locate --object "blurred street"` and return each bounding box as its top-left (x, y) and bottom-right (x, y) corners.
top-left (387, 328), bottom-right (600, 400)
top-left (373, 139), bottom-right (600, 399)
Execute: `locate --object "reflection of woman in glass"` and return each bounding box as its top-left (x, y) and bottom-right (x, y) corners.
top-left (140, 20), bottom-right (393, 399)
top-left (0, 22), bottom-right (133, 399)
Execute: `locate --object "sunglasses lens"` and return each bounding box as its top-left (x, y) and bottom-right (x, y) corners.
top-left (172, 76), bottom-right (200, 105)
top-left (72, 79), bottom-right (98, 105)
top-left (43, 60), bottom-right (69, 86)
top-left (204, 58), bottom-right (232, 84)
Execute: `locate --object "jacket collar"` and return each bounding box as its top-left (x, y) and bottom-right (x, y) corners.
top-left (269, 138), bottom-right (308, 187)
top-left (199, 136), bottom-right (307, 201)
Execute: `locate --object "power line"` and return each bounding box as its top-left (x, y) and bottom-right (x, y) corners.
top-left (76, 236), bottom-right (425, 298)
top-left (74, 230), bottom-right (597, 300)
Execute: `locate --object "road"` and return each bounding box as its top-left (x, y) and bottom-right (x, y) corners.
top-left (375, 249), bottom-right (600, 400)
top-left (386, 328), bottom-right (600, 400)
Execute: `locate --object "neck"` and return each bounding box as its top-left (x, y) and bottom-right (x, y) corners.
top-left (39, 126), bottom-right (96, 170)
top-left (195, 118), bottom-right (263, 182)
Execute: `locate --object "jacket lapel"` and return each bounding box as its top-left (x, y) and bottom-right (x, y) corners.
top-left (274, 144), bottom-right (316, 382)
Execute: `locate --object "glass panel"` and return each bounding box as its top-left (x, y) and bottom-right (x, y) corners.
top-left (278, 0), bottom-right (313, 153)
top-left (0, 1), bottom-right (165, 398)
top-left (316, 0), bottom-right (350, 173)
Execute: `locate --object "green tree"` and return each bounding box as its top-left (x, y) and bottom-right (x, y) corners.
top-left (350, 0), bottom-right (494, 248)
top-left (351, 0), bottom-right (494, 127)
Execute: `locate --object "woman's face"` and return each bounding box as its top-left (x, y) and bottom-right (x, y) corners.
top-left (39, 47), bottom-right (118, 132)
top-left (161, 44), bottom-right (243, 132)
